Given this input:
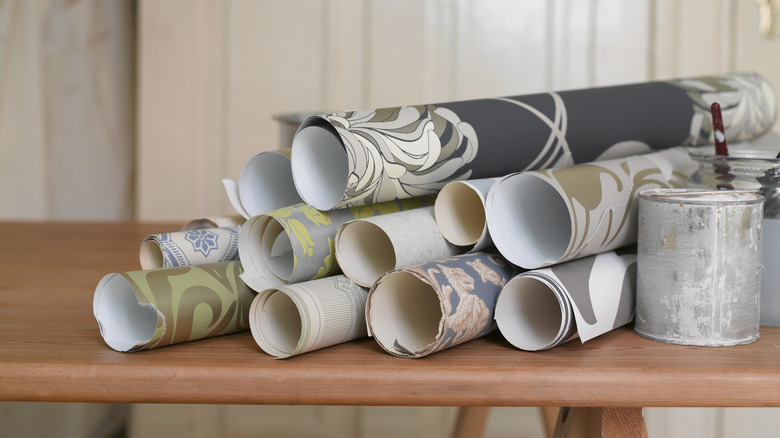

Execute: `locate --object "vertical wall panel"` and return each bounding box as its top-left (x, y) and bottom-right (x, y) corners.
top-left (0, 1), bottom-right (47, 219)
top-left (136, 0), bottom-right (226, 221)
top-left (652, 0), bottom-right (734, 80)
top-left (550, 0), bottom-right (596, 90)
top-left (454, 0), bottom-right (550, 99)
top-left (644, 407), bottom-right (721, 438)
top-left (721, 407), bottom-right (780, 437)
top-left (364, 0), bottom-right (455, 108)
top-left (322, 0), bottom-right (367, 111)
top-left (591, 0), bottom-right (652, 85)
top-left (224, 0), bottom-right (326, 191)
top-left (735, 0), bottom-right (780, 113)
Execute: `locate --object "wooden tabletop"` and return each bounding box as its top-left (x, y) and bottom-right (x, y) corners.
top-left (1, 221), bottom-right (779, 407)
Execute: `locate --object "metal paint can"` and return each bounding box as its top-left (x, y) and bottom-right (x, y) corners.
top-left (635, 189), bottom-right (763, 346)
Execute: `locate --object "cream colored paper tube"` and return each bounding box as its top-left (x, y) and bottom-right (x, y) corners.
top-left (335, 206), bottom-right (463, 287)
top-left (434, 178), bottom-right (499, 251)
top-left (249, 275), bottom-right (367, 358)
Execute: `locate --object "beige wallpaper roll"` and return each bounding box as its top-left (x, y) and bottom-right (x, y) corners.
top-left (335, 206), bottom-right (464, 287)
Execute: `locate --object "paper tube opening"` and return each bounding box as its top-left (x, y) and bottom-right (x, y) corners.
top-left (369, 271), bottom-right (441, 354)
top-left (94, 273), bottom-right (159, 352)
top-left (435, 181), bottom-right (486, 246)
top-left (336, 221), bottom-right (395, 287)
top-left (487, 174), bottom-right (570, 268)
top-left (291, 123), bottom-right (349, 210)
top-left (139, 240), bottom-right (164, 270)
top-left (239, 151), bottom-right (301, 217)
top-left (261, 219), bottom-right (293, 282)
top-left (495, 276), bottom-right (566, 351)
top-left (255, 290), bottom-right (302, 356)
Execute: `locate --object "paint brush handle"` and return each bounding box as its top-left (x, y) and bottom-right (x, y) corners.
top-left (711, 102), bottom-right (728, 156)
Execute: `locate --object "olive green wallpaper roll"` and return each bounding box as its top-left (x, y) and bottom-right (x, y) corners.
top-left (93, 261), bottom-right (255, 352)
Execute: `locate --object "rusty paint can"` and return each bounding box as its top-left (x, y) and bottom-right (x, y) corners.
top-left (635, 189), bottom-right (763, 346)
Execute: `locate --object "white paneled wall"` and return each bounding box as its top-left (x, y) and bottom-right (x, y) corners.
top-left (2, 0), bottom-right (778, 436)
top-left (131, 1), bottom-right (780, 437)
top-left (137, 0), bottom-right (671, 222)
top-left (0, 0), bottom-right (134, 220)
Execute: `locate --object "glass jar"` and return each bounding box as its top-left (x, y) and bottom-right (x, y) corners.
top-left (688, 149), bottom-right (780, 326)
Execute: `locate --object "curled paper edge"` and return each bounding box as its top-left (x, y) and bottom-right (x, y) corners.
top-left (93, 273), bottom-right (165, 352)
top-left (221, 178), bottom-right (251, 220)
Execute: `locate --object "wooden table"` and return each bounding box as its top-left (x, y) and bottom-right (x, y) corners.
top-left (1, 222), bottom-right (779, 437)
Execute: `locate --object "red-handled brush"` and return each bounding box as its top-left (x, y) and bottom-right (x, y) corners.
top-left (711, 102), bottom-right (733, 189)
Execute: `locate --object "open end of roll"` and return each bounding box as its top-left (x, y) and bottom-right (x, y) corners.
top-left (261, 219), bottom-right (293, 282)
top-left (255, 290), bottom-right (302, 357)
top-left (336, 221), bottom-right (396, 287)
top-left (239, 151), bottom-right (302, 217)
top-left (368, 271), bottom-right (441, 355)
top-left (291, 122), bottom-right (349, 210)
top-left (487, 174), bottom-right (571, 268)
top-left (139, 240), bottom-right (164, 270)
top-left (434, 182), bottom-right (486, 246)
top-left (93, 273), bottom-right (159, 352)
top-left (495, 276), bottom-right (565, 351)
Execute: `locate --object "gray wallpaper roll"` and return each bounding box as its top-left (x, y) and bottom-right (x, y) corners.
top-left (495, 248), bottom-right (636, 351)
top-left (290, 72), bottom-right (776, 210)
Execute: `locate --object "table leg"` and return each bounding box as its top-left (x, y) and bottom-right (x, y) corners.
top-left (552, 407), bottom-right (649, 438)
top-left (541, 407), bottom-right (560, 437)
top-left (450, 406), bottom-right (491, 438)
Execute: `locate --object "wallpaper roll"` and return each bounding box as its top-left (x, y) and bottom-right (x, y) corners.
top-left (434, 178), bottom-right (500, 251)
top-left (249, 275), bottom-right (368, 358)
top-left (140, 226), bottom-right (240, 270)
top-left (238, 195), bottom-right (436, 292)
top-left (291, 72), bottom-right (776, 210)
top-left (367, 253), bottom-right (514, 358)
top-left (181, 215), bottom-right (244, 231)
top-left (93, 261), bottom-right (254, 352)
top-left (335, 206), bottom-right (464, 287)
top-left (485, 147), bottom-right (696, 269)
top-left (222, 149), bottom-right (302, 219)
top-left (495, 248), bottom-right (636, 351)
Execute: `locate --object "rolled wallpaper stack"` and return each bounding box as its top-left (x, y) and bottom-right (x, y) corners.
top-left (237, 196), bottom-right (437, 292)
top-left (94, 72), bottom-right (777, 357)
top-left (291, 72), bottom-right (775, 210)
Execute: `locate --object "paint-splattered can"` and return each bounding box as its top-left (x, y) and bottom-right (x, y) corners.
top-left (635, 189), bottom-right (763, 346)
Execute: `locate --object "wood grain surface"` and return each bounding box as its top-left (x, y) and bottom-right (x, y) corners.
top-left (1, 222), bottom-right (779, 407)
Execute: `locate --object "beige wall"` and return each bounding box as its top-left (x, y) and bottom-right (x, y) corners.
top-left (0, 0), bottom-right (134, 221)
